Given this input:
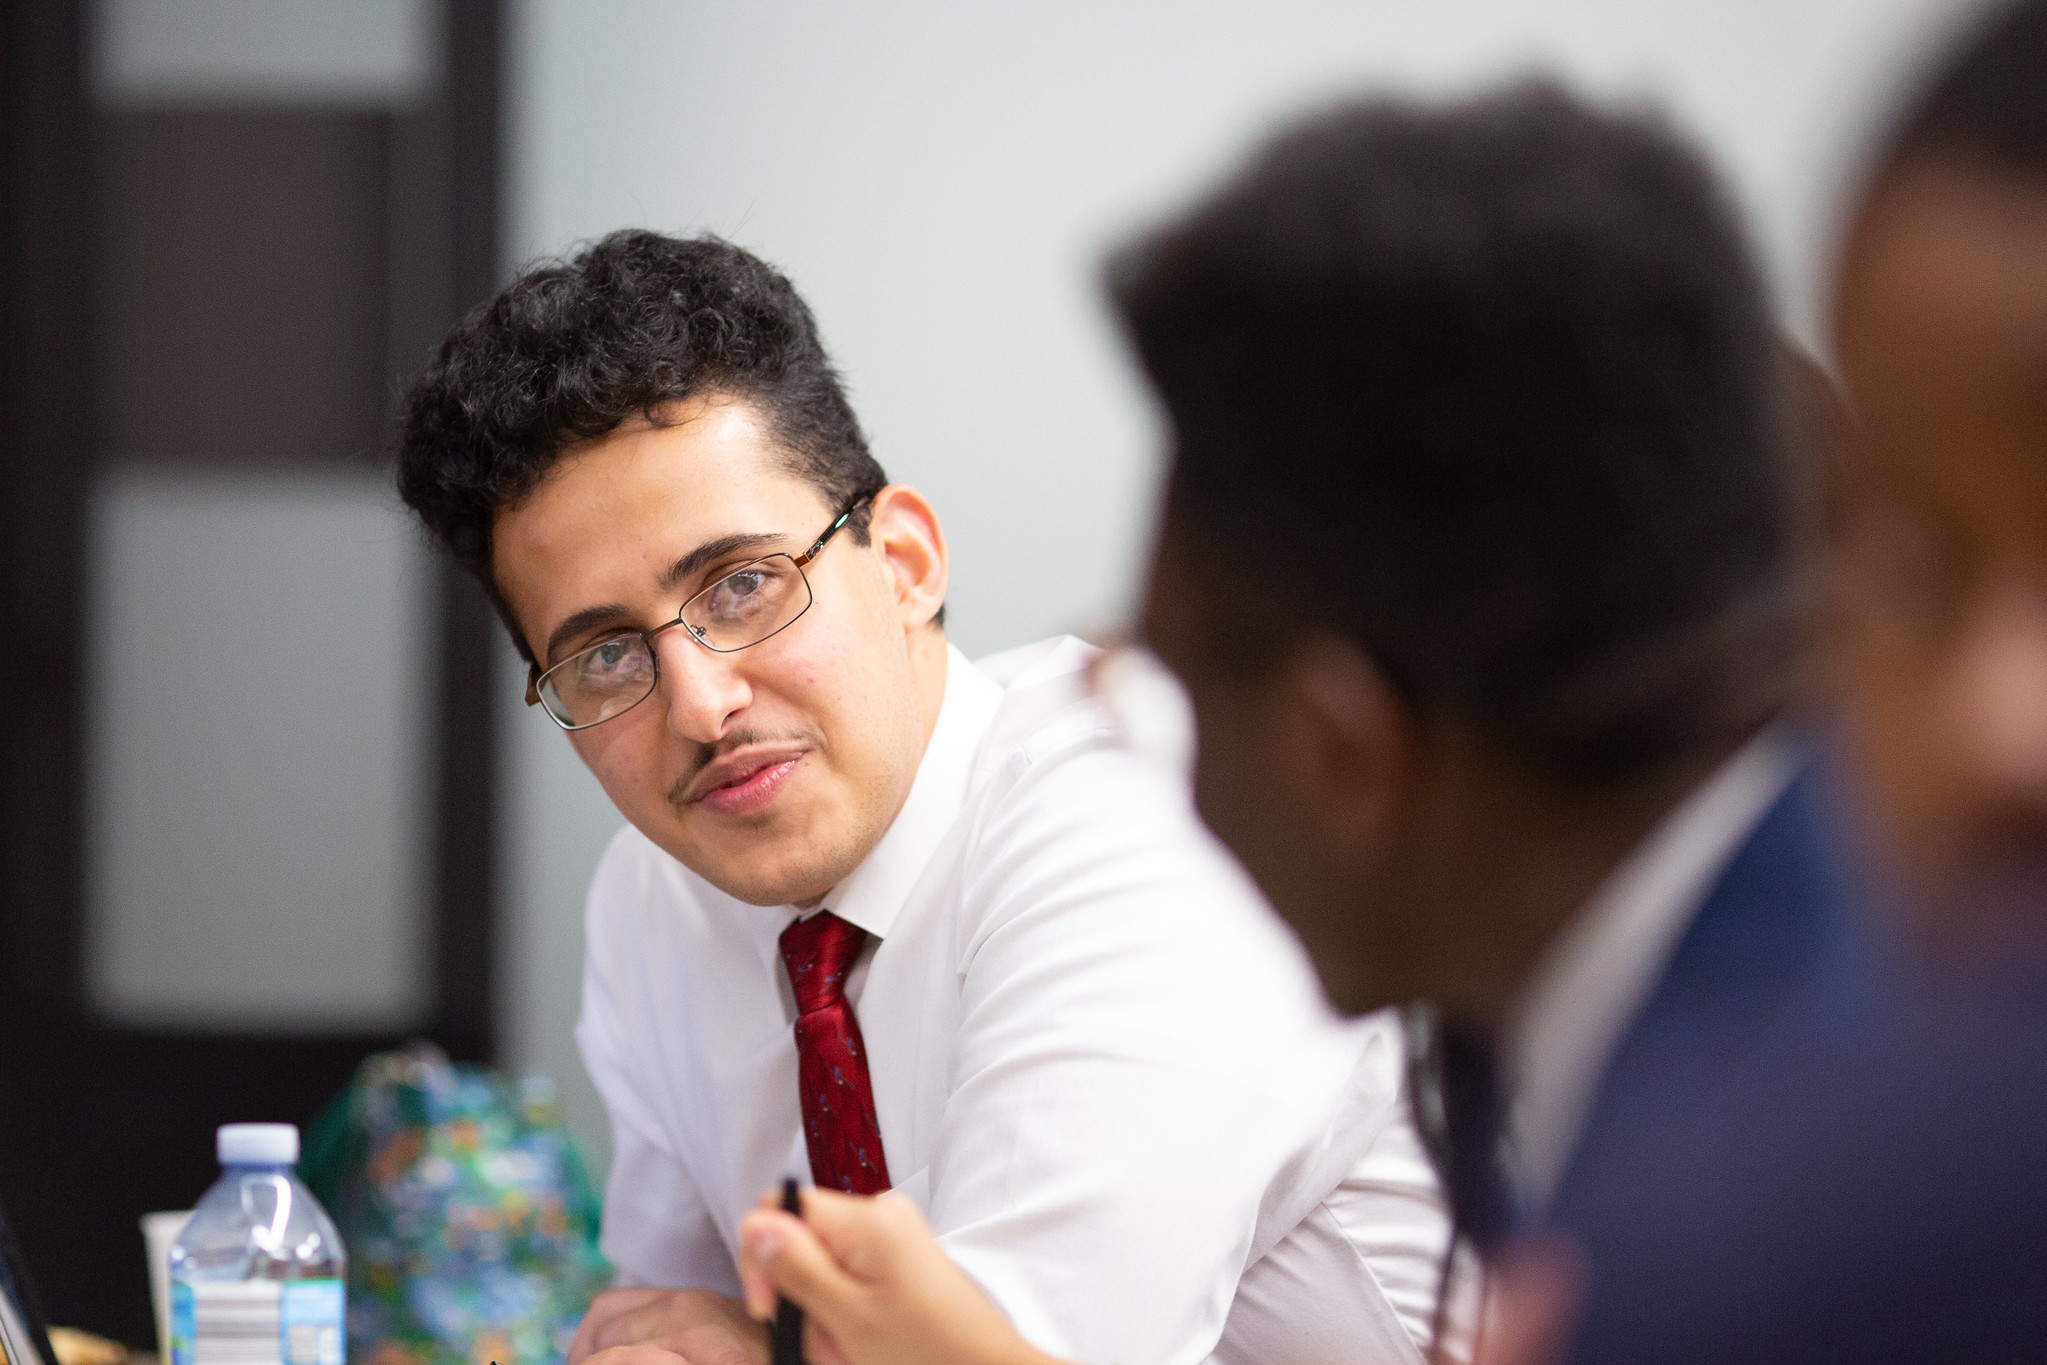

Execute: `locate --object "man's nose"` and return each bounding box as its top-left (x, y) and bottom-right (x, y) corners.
top-left (652, 629), bottom-right (750, 743)
top-left (1946, 591), bottom-right (2047, 828)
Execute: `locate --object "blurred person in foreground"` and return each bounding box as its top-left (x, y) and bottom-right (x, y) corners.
top-left (394, 231), bottom-right (1454, 1365)
top-left (731, 83), bottom-right (1838, 1365)
top-left (1554, 3), bottom-right (2047, 1360)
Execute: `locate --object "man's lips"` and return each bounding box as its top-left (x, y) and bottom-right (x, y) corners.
top-left (684, 748), bottom-right (809, 815)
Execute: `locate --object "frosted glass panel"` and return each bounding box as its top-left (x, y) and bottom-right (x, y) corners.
top-left (94, 0), bottom-right (435, 105)
top-left (85, 469), bottom-right (434, 1031)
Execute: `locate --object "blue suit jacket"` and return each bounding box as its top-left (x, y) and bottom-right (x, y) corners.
top-left (1549, 762), bottom-right (1857, 1226)
top-left (1551, 763), bottom-right (2047, 1363)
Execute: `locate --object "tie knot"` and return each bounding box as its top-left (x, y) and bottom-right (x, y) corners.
top-left (779, 911), bottom-right (867, 1015)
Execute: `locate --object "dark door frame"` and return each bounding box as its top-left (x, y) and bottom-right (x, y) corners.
top-left (427, 0), bottom-right (507, 1067)
top-left (0, 0), bottom-right (506, 1337)
top-left (1, 0), bottom-right (93, 1016)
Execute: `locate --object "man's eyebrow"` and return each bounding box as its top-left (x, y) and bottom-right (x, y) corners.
top-left (541, 531), bottom-right (789, 667)
top-left (544, 603), bottom-right (634, 667)
top-left (659, 531), bottom-right (785, 592)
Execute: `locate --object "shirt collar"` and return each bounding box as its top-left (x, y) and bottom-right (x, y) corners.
top-left (806, 643), bottom-right (1005, 942)
top-left (1505, 725), bottom-right (1801, 1210)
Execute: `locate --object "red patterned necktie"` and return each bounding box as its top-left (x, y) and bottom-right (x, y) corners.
top-left (778, 911), bottom-right (892, 1195)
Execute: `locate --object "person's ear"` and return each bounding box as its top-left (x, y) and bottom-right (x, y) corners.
top-left (865, 484), bottom-right (948, 631)
top-left (1273, 630), bottom-right (1417, 864)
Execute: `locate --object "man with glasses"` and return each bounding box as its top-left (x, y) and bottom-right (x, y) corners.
top-left (395, 231), bottom-right (1451, 1365)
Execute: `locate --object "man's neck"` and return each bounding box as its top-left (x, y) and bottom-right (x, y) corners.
top-left (1423, 744), bottom-right (1741, 1036)
top-left (909, 625), bottom-right (950, 753)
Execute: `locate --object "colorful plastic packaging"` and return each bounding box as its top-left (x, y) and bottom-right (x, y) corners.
top-left (302, 1046), bottom-right (611, 1365)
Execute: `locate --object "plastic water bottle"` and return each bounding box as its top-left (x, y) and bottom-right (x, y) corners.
top-left (170, 1124), bottom-right (346, 1365)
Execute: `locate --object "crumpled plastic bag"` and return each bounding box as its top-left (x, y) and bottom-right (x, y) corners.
top-left (302, 1044), bottom-right (611, 1365)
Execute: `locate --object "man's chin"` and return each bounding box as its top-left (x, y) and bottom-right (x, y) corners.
top-left (668, 822), bottom-right (862, 909)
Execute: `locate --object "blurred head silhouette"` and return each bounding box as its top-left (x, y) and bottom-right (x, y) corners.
top-left (1832, 0), bottom-right (2047, 962)
top-left (1113, 85), bottom-right (1804, 1023)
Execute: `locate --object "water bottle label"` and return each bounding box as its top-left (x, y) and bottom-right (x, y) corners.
top-left (182, 1281), bottom-right (280, 1365)
top-left (280, 1281), bottom-right (345, 1365)
top-left (170, 1281), bottom-right (193, 1365)
top-left (169, 1280), bottom-right (343, 1365)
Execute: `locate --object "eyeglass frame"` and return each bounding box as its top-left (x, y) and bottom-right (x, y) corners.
top-left (524, 494), bottom-right (874, 731)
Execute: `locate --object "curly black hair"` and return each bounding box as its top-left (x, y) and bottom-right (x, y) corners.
top-left (396, 230), bottom-right (888, 661)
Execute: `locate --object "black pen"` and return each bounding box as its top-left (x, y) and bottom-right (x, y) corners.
top-left (771, 1177), bottom-right (807, 1365)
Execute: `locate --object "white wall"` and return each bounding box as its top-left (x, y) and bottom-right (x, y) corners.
top-left (499, 0), bottom-right (1990, 1164)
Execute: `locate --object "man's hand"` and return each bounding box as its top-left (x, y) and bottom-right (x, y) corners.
top-left (568, 1287), bottom-right (769, 1365)
top-left (576, 1348), bottom-right (692, 1365)
top-left (1472, 1239), bottom-right (1584, 1365)
top-left (736, 1187), bottom-right (1062, 1365)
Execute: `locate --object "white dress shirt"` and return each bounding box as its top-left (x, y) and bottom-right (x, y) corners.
top-left (577, 638), bottom-right (1452, 1365)
top-left (1505, 728), bottom-right (1800, 1210)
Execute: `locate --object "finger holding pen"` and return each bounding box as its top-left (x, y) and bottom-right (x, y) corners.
top-left (736, 1186), bottom-right (1064, 1365)
top-left (768, 1178), bottom-right (808, 1365)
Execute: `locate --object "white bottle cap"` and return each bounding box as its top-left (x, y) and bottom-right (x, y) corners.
top-left (217, 1123), bottom-right (299, 1166)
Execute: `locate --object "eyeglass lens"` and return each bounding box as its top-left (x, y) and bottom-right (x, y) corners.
top-left (537, 555), bottom-right (814, 729)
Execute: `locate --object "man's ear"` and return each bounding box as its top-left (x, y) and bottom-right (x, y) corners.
top-left (866, 484), bottom-right (948, 631)
top-left (1277, 631), bottom-right (1418, 859)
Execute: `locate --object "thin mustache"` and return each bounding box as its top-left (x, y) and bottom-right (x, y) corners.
top-left (668, 729), bottom-right (814, 805)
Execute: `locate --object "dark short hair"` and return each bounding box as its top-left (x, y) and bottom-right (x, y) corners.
top-left (1110, 84), bottom-right (1801, 790)
top-left (1884, 0), bottom-right (2047, 178)
top-left (396, 230), bottom-right (888, 662)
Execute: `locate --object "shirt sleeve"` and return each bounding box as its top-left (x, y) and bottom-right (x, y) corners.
top-left (576, 833), bottom-right (743, 1296)
top-left (1210, 1022), bottom-right (1451, 1365)
top-left (927, 737), bottom-right (1366, 1365)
